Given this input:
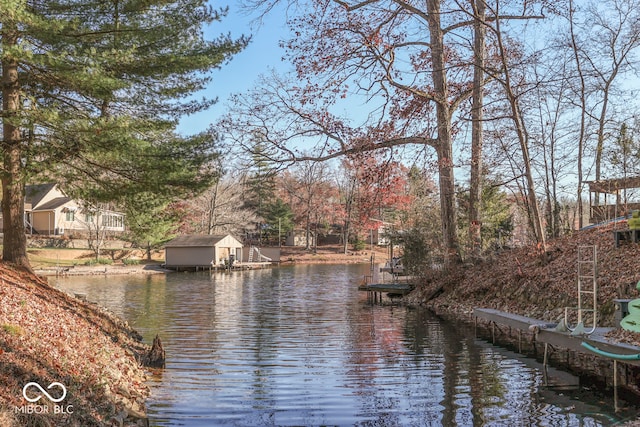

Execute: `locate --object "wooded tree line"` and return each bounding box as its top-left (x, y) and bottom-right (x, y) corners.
top-left (2, 0), bottom-right (640, 272)
top-left (179, 153), bottom-right (427, 252)
top-left (216, 0), bottom-right (640, 267)
top-left (178, 147), bottom-right (518, 263)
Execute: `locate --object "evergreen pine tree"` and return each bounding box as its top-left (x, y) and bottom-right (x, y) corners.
top-left (124, 191), bottom-right (178, 261)
top-left (263, 198), bottom-right (294, 244)
top-left (244, 140), bottom-right (277, 220)
top-left (0, 0), bottom-right (247, 269)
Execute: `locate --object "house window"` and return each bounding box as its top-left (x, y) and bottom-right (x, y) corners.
top-left (85, 213), bottom-right (95, 223)
top-left (65, 211), bottom-right (75, 222)
top-left (102, 214), bottom-right (124, 228)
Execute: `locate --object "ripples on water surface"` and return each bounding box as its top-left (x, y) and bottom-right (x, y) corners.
top-left (52, 264), bottom-right (633, 426)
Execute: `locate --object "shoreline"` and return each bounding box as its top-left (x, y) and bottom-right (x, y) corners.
top-left (35, 263), bottom-right (172, 277)
top-left (0, 263), bottom-right (151, 426)
top-left (14, 250), bottom-right (383, 426)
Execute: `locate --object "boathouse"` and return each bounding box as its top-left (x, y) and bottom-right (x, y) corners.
top-left (164, 234), bottom-right (243, 269)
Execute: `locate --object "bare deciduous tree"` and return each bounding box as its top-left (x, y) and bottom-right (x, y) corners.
top-left (189, 173), bottom-right (259, 236)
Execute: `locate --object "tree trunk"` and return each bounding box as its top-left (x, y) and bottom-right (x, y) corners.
top-left (493, 11), bottom-right (546, 249)
top-left (507, 94), bottom-right (545, 248)
top-left (469, 0), bottom-right (486, 259)
top-left (427, 0), bottom-right (460, 267)
top-left (2, 147), bottom-right (30, 269)
top-left (305, 207), bottom-right (311, 251)
top-left (342, 219), bottom-right (350, 254)
top-left (207, 181), bottom-right (219, 235)
top-left (569, 0), bottom-right (587, 228)
top-left (594, 80), bottom-right (612, 205)
top-left (143, 334), bottom-right (166, 368)
top-left (1, 27), bottom-right (32, 271)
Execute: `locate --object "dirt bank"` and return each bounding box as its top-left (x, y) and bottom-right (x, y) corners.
top-left (0, 263), bottom-right (150, 426)
top-left (406, 222), bottom-right (640, 346)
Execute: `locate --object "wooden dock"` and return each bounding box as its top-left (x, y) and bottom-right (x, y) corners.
top-left (359, 282), bottom-right (414, 303)
top-left (474, 308), bottom-right (640, 366)
top-left (232, 261), bottom-right (273, 270)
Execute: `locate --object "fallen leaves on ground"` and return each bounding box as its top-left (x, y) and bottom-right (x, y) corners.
top-left (409, 222), bottom-right (640, 346)
top-left (0, 263), bottom-right (149, 426)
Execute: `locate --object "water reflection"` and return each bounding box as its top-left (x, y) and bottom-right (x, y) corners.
top-left (52, 264), bottom-right (632, 426)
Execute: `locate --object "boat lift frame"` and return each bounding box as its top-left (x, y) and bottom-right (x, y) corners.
top-left (564, 245), bottom-right (598, 335)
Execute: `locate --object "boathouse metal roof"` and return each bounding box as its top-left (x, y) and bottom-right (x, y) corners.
top-left (164, 234), bottom-right (242, 248)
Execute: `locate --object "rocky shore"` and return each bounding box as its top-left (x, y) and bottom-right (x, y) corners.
top-left (35, 263), bottom-right (171, 277)
top-left (0, 263), bottom-right (150, 426)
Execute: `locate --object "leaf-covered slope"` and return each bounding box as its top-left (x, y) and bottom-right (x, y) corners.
top-left (414, 222), bottom-right (640, 345)
top-left (0, 264), bottom-right (149, 426)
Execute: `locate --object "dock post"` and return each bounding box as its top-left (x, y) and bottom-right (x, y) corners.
top-left (614, 360), bottom-right (619, 412)
top-left (542, 343), bottom-right (549, 385)
top-left (491, 322), bottom-right (495, 344)
top-left (518, 330), bottom-right (522, 353)
top-left (474, 316), bottom-right (478, 338)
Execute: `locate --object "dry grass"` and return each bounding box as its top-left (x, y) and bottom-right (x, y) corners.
top-left (27, 248), bottom-right (164, 269)
top-left (27, 249), bottom-right (93, 268)
top-left (280, 244), bottom-right (390, 264)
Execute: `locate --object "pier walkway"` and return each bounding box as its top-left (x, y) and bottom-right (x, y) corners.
top-left (358, 283), bottom-right (414, 303)
top-left (474, 308), bottom-right (640, 366)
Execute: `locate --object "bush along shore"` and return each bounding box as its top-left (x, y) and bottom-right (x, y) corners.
top-left (0, 263), bottom-right (151, 426)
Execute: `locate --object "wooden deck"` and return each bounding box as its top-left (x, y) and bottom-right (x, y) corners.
top-left (358, 282), bottom-right (415, 303)
top-left (474, 308), bottom-right (640, 366)
top-left (359, 283), bottom-right (414, 294)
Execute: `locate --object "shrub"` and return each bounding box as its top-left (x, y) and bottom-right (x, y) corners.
top-left (352, 239), bottom-right (366, 251)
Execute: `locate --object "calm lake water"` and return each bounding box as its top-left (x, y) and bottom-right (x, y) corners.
top-left (51, 264), bottom-right (635, 426)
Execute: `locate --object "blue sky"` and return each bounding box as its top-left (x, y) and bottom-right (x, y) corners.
top-left (177, 2), bottom-right (291, 135)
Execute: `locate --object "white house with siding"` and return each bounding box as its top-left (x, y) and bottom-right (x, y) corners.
top-left (21, 183), bottom-right (125, 237)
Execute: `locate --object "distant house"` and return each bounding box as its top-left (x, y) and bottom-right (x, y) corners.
top-left (285, 229), bottom-right (315, 247)
top-left (22, 183), bottom-right (125, 237)
top-left (585, 176), bottom-right (640, 224)
top-left (164, 234), bottom-right (243, 269)
top-left (371, 224), bottom-right (390, 246)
